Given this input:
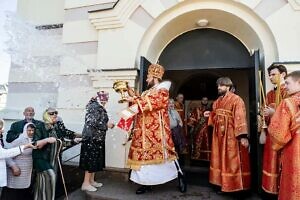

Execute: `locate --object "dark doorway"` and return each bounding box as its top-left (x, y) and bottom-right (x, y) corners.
top-left (159, 28), bottom-right (252, 70)
top-left (168, 71), bottom-right (219, 100)
top-left (141, 28), bottom-right (263, 192)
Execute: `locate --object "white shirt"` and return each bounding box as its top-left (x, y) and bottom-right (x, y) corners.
top-left (0, 144), bottom-right (23, 187)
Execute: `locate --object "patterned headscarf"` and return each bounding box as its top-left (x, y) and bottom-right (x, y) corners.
top-left (43, 107), bottom-right (57, 124)
top-left (97, 91), bottom-right (109, 102)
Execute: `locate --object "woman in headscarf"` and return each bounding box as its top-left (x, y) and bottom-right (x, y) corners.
top-left (32, 108), bottom-right (81, 200)
top-left (0, 119), bottom-right (34, 189)
top-left (79, 91), bottom-right (114, 192)
top-left (1, 123), bottom-right (36, 200)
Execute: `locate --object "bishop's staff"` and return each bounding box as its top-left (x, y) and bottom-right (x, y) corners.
top-left (275, 73), bottom-right (282, 108)
top-left (259, 70), bottom-right (267, 144)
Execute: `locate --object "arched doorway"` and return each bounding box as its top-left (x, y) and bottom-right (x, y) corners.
top-left (161, 28), bottom-right (252, 113)
top-left (136, 0), bottom-right (278, 89)
top-left (150, 28), bottom-right (261, 191)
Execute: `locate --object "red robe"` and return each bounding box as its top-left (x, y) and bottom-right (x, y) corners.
top-left (208, 91), bottom-right (251, 192)
top-left (127, 83), bottom-right (177, 170)
top-left (262, 85), bottom-right (287, 194)
top-left (268, 92), bottom-right (300, 200)
top-left (188, 106), bottom-right (211, 161)
top-left (174, 101), bottom-right (185, 123)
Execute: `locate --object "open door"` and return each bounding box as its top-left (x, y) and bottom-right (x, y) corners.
top-left (249, 50), bottom-right (263, 192)
top-left (139, 56), bottom-right (151, 93)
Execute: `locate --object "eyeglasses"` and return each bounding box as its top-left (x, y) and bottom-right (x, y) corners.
top-left (48, 111), bottom-right (58, 115)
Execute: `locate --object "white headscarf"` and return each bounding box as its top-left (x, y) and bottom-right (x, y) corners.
top-left (21, 122), bottom-right (35, 141)
top-left (4, 123), bottom-right (35, 149)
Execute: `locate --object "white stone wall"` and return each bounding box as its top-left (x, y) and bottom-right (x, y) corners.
top-left (0, 94), bottom-right (7, 110)
top-left (17, 0), bottom-right (64, 25)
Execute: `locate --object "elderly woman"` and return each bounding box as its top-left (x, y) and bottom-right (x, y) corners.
top-left (79, 91), bottom-right (114, 192)
top-left (32, 108), bottom-right (81, 200)
top-left (0, 119), bottom-right (34, 189)
top-left (1, 123), bottom-right (36, 200)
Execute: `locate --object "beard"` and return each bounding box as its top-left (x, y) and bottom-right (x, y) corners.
top-left (146, 79), bottom-right (155, 89)
top-left (218, 89), bottom-right (227, 96)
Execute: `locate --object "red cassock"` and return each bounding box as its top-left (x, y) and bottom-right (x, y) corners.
top-left (262, 85), bottom-right (287, 194)
top-left (268, 93), bottom-right (300, 200)
top-left (174, 101), bottom-right (185, 124)
top-left (208, 91), bottom-right (251, 192)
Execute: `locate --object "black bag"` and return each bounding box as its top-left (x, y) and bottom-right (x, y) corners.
top-left (174, 161), bottom-right (187, 193)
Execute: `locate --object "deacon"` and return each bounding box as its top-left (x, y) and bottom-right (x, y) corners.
top-left (124, 63), bottom-right (185, 194)
top-left (268, 71), bottom-right (300, 200)
top-left (208, 77), bottom-right (251, 192)
top-left (174, 93), bottom-right (185, 124)
top-left (261, 64), bottom-right (288, 196)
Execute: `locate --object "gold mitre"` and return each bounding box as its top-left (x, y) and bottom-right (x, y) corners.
top-left (148, 63), bottom-right (165, 79)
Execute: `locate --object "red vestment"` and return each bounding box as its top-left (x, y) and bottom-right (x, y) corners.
top-left (174, 101), bottom-right (185, 123)
top-left (208, 91), bottom-right (251, 192)
top-left (262, 85), bottom-right (287, 194)
top-left (188, 106), bottom-right (211, 161)
top-left (268, 92), bottom-right (300, 200)
top-left (127, 84), bottom-right (177, 170)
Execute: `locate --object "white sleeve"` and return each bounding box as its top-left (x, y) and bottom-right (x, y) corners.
top-left (0, 145), bottom-right (22, 159)
top-left (4, 134), bottom-right (25, 149)
top-left (6, 157), bottom-right (16, 167)
top-left (175, 111), bottom-right (183, 124)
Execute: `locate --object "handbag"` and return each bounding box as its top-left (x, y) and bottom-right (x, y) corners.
top-left (174, 160), bottom-right (187, 193)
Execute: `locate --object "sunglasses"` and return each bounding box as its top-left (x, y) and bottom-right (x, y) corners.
top-left (48, 111), bottom-right (58, 115)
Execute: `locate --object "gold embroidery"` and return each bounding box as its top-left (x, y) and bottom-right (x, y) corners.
top-left (137, 99), bottom-right (143, 113)
top-left (145, 96), bottom-right (152, 111)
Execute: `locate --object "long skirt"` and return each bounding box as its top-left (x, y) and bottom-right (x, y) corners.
top-left (34, 169), bottom-right (56, 200)
top-left (79, 139), bottom-right (105, 172)
top-left (0, 187), bottom-right (33, 200)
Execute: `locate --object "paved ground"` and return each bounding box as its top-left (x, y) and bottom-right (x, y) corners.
top-left (59, 170), bottom-right (261, 200)
top-left (1, 164), bottom-right (263, 200)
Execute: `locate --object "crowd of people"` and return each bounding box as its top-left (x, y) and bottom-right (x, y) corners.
top-left (1, 62), bottom-right (300, 200)
top-left (168, 64), bottom-right (300, 200)
top-left (0, 91), bottom-right (114, 199)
